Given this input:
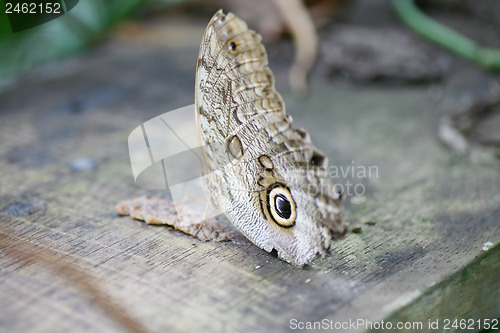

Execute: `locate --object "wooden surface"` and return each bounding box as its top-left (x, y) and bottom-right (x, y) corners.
top-left (1, 12), bottom-right (500, 333)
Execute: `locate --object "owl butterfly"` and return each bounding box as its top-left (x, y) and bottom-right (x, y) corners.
top-left (195, 10), bottom-right (347, 266)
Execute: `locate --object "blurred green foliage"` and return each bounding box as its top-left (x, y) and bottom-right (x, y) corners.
top-left (0, 0), bottom-right (194, 86)
top-left (393, 0), bottom-right (500, 70)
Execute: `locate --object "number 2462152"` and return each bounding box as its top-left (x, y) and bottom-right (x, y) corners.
top-left (5, 2), bottom-right (62, 14)
top-left (443, 318), bottom-right (498, 330)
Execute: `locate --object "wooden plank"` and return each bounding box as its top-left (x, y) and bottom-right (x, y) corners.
top-left (1, 18), bottom-right (499, 333)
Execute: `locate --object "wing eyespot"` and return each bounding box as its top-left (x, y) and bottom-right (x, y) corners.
top-left (228, 135), bottom-right (243, 159)
top-left (268, 184), bottom-right (296, 228)
top-left (228, 40), bottom-right (238, 53)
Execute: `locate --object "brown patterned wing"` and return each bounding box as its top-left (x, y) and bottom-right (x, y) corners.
top-left (195, 10), bottom-right (346, 266)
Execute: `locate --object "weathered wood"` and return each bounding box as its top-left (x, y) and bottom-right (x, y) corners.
top-left (1, 15), bottom-right (499, 333)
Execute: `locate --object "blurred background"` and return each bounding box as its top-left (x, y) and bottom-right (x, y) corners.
top-left (1, 0), bottom-right (499, 162)
top-left (1, 0), bottom-right (500, 81)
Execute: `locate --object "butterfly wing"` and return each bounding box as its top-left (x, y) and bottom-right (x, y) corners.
top-left (195, 10), bottom-right (347, 266)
